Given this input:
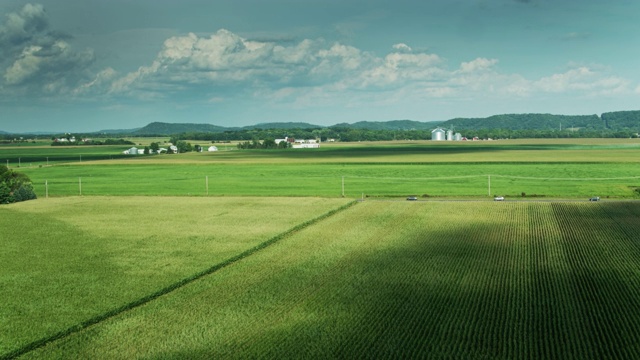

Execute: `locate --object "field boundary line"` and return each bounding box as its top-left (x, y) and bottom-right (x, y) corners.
top-left (1, 199), bottom-right (359, 360)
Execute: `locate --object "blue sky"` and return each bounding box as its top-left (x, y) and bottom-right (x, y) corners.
top-left (1, 0), bottom-right (639, 133)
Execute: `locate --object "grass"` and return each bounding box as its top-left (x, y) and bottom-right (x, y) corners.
top-left (4, 139), bottom-right (640, 358)
top-left (4, 139), bottom-right (638, 199)
top-left (14, 162), bottom-right (640, 198)
top-left (0, 196), bottom-right (352, 357)
top-left (19, 201), bottom-right (640, 359)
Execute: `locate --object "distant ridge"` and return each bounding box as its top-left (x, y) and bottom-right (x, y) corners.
top-left (134, 122), bottom-right (231, 135)
top-left (4, 110), bottom-right (640, 135)
top-left (243, 122), bottom-right (323, 130)
top-left (442, 114), bottom-right (604, 131)
top-left (332, 120), bottom-right (442, 130)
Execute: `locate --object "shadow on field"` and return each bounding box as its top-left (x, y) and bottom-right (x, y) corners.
top-left (206, 203), bottom-right (640, 359)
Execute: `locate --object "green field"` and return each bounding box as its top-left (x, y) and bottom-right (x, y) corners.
top-left (0, 197), bottom-right (353, 358)
top-left (6, 139), bottom-right (640, 199)
top-left (5, 200), bottom-right (640, 359)
top-left (3, 139), bottom-right (640, 359)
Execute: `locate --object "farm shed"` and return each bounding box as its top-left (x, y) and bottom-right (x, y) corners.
top-left (208, 146), bottom-right (218, 152)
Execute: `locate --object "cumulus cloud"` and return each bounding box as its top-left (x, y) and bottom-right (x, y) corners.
top-left (1, 10), bottom-right (634, 108)
top-left (534, 66), bottom-right (630, 95)
top-left (458, 58), bottom-right (498, 73)
top-left (105, 27), bottom-right (637, 109)
top-left (0, 3), bottom-right (96, 95)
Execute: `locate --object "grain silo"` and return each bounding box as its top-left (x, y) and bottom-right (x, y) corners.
top-left (454, 133), bottom-right (462, 141)
top-left (446, 129), bottom-right (454, 141)
top-left (431, 128), bottom-right (446, 141)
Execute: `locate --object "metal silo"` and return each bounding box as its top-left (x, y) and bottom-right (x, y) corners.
top-left (431, 128), bottom-right (446, 141)
top-left (454, 133), bottom-right (462, 141)
top-left (446, 130), bottom-right (453, 141)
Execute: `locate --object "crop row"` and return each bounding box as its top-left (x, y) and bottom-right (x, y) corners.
top-left (21, 201), bottom-right (640, 359)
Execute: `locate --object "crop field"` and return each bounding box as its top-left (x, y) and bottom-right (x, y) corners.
top-left (2, 139), bottom-right (640, 359)
top-left (6, 139), bottom-right (640, 199)
top-left (0, 197), bottom-right (354, 358)
top-left (5, 200), bottom-right (640, 359)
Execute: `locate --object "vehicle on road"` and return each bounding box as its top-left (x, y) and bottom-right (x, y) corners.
top-left (590, 196), bottom-right (600, 201)
top-left (406, 196), bottom-right (418, 201)
top-left (494, 196), bottom-right (505, 201)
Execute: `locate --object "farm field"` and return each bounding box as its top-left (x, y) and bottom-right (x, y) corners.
top-left (6, 139), bottom-right (640, 199)
top-left (3, 139), bottom-right (640, 358)
top-left (13, 162), bottom-right (640, 199)
top-left (14, 200), bottom-right (640, 359)
top-left (0, 196), bottom-right (353, 358)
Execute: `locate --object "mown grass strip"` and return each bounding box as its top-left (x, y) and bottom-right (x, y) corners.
top-left (1, 200), bottom-right (358, 360)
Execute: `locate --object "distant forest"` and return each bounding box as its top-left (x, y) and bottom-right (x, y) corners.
top-left (2, 111), bottom-right (639, 142)
top-left (173, 111), bottom-right (640, 142)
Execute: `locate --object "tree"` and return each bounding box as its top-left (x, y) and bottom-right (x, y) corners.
top-left (0, 165), bottom-right (36, 204)
top-left (150, 142), bottom-right (160, 153)
top-left (176, 140), bottom-right (192, 153)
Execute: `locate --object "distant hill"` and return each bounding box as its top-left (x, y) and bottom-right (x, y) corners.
top-left (243, 122), bottom-right (323, 130)
top-left (97, 127), bottom-right (142, 134)
top-left (442, 114), bottom-right (604, 131)
top-left (5, 111), bottom-right (640, 136)
top-left (331, 120), bottom-right (442, 130)
top-left (601, 110), bottom-right (640, 130)
top-left (134, 122), bottom-right (231, 135)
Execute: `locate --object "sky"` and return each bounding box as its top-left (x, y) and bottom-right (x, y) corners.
top-left (1, 0), bottom-right (639, 133)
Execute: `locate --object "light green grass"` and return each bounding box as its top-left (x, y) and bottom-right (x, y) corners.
top-left (21, 201), bottom-right (640, 359)
top-left (7, 139), bottom-right (640, 199)
top-left (17, 162), bottom-right (640, 198)
top-left (0, 196), bottom-right (352, 356)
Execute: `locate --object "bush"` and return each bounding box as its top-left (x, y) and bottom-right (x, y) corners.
top-left (0, 165), bottom-right (37, 204)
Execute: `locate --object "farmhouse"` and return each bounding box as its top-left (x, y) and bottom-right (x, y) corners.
top-left (276, 137), bottom-right (320, 148)
top-left (292, 139), bottom-right (320, 149)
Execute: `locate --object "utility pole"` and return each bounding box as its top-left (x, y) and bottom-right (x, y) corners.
top-left (488, 175), bottom-right (491, 197)
top-left (342, 176), bottom-right (345, 197)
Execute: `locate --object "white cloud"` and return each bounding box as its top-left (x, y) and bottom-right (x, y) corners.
top-left (392, 43), bottom-right (412, 52)
top-left (534, 66), bottom-right (631, 95)
top-left (458, 58), bottom-right (498, 73)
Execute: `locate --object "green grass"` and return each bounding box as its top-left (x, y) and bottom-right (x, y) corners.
top-left (5, 139), bottom-right (639, 199)
top-left (0, 196), bottom-right (352, 357)
top-left (16, 162), bottom-right (640, 198)
top-left (19, 201), bottom-right (640, 359)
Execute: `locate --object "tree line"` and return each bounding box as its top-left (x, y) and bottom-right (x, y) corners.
top-left (169, 127), bottom-right (638, 144)
top-left (0, 165), bottom-right (37, 204)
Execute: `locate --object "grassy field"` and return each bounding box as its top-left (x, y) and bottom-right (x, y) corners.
top-left (3, 139), bottom-right (640, 358)
top-left (14, 200), bottom-right (640, 359)
top-left (6, 139), bottom-right (640, 199)
top-left (0, 197), bottom-right (353, 357)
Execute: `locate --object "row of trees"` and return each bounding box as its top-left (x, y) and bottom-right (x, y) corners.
top-left (0, 165), bottom-right (37, 204)
top-left (237, 139), bottom-right (290, 149)
top-left (171, 127), bottom-right (638, 144)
